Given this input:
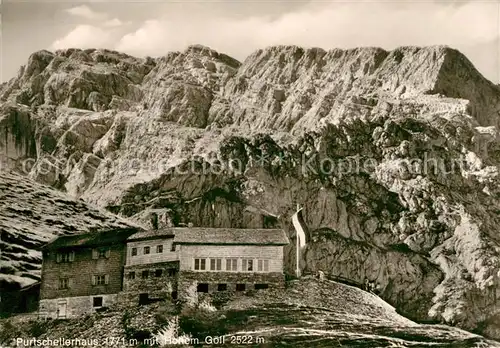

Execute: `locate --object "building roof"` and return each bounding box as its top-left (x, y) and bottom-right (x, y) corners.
top-left (127, 229), bottom-right (175, 242)
top-left (171, 227), bottom-right (289, 246)
top-left (20, 281), bottom-right (41, 292)
top-left (40, 227), bottom-right (140, 251)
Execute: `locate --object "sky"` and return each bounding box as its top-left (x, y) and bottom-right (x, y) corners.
top-left (1, 0), bottom-right (499, 83)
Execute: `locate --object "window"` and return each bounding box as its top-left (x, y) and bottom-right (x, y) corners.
top-left (131, 248), bottom-right (138, 256)
top-left (217, 284), bottom-right (227, 291)
top-left (93, 297), bottom-right (103, 307)
top-left (197, 283), bottom-right (209, 293)
top-left (92, 249), bottom-right (110, 259)
top-left (194, 258), bottom-right (206, 271)
top-left (142, 270), bottom-right (149, 279)
top-left (258, 259), bottom-right (270, 272)
top-left (56, 251), bottom-right (75, 263)
top-left (92, 275), bottom-right (108, 286)
top-left (144, 246), bottom-right (150, 255)
top-left (242, 259), bottom-right (254, 272)
top-left (171, 291), bottom-right (178, 300)
top-left (167, 269), bottom-right (177, 277)
top-left (128, 272), bottom-right (135, 280)
top-left (226, 258), bottom-right (238, 271)
top-left (248, 259), bottom-right (254, 271)
top-left (210, 258), bottom-right (222, 271)
top-left (170, 244), bottom-right (176, 252)
top-left (59, 278), bottom-right (69, 289)
top-left (155, 269), bottom-right (163, 277)
top-left (254, 283), bottom-right (269, 290)
top-left (156, 245), bottom-right (163, 253)
top-left (236, 283), bottom-right (246, 291)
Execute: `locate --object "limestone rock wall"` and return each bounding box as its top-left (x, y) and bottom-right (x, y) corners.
top-left (2, 44), bottom-right (500, 338)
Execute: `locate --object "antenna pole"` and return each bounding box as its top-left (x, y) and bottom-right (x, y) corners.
top-left (296, 203), bottom-right (300, 278)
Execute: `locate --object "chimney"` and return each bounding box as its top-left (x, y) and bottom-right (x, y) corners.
top-left (151, 213), bottom-right (159, 230)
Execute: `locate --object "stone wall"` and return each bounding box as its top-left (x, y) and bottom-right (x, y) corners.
top-left (178, 271), bottom-right (285, 300)
top-left (178, 245), bottom-right (284, 272)
top-left (39, 294), bottom-right (118, 319)
top-left (121, 261), bottom-right (179, 305)
top-left (41, 244), bottom-right (126, 300)
top-left (126, 238), bottom-right (179, 266)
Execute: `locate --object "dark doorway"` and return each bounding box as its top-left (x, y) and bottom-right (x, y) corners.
top-left (93, 296), bottom-right (103, 307)
top-left (254, 283), bottom-right (269, 290)
top-left (171, 291), bottom-right (178, 300)
top-left (139, 293), bottom-right (149, 305)
top-left (236, 283), bottom-right (246, 291)
top-left (197, 283), bottom-right (209, 293)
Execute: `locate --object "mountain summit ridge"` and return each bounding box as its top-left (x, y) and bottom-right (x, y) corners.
top-left (2, 44), bottom-right (499, 130)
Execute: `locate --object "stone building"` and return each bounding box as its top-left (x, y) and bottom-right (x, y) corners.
top-left (122, 227), bottom-right (289, 304)
top-left (38, 226), bottom-right (289, 317)
top-left (172, 227), bottom-right (289, 296)
top-left (122, 230), bottom-right (180, 305)
top-left (1, 281), bottom-right (40, 315)
top-left (38, 228), bottom-right (138, 319)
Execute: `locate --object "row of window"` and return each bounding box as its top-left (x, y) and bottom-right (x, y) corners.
top-left (130, 244), bottom-right (175, 256)
top-left (127, 268), bottom-right (178, 280)
top-left (196, 283), bottom-right (269, 292)
top-left (56, 252), bottom-right (75, 263)
top-left (58, 275), bottom-right (109, 289)
top-left (193, 258), bottom-right (270, 272)
top-left (55, 249), bottom-right (109, 263)
top-left (56, 245), bottom-right (178, 262)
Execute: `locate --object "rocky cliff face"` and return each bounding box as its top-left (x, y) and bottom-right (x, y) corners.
top-left (1, 44), bottom-right (500, 338)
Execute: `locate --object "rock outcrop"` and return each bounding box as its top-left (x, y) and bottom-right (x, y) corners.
top-left (1, 44), bottom-right (500, 338)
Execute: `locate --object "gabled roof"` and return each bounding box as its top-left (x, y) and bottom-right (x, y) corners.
top-left (171, 227), bottom-right (289, 246)
top-left (40, 227), bottom-right (140, 251)
top-left (127, 229), bottom-right (175, 242)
